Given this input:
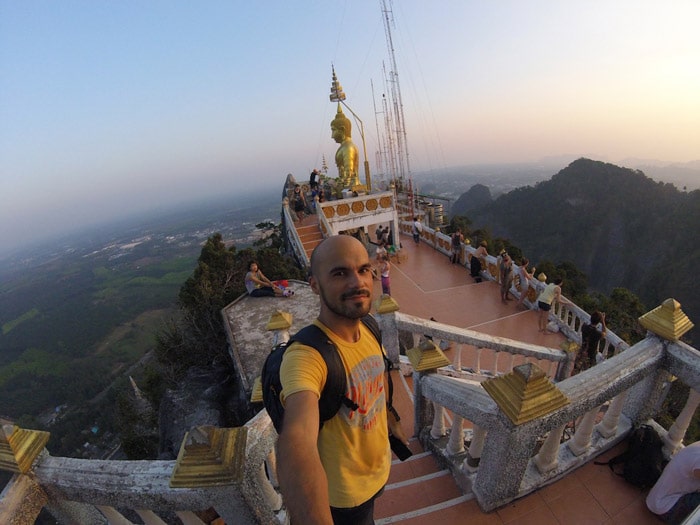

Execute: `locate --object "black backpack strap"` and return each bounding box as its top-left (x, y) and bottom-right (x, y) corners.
top-left (291, 317), bottom-right (386, 427)
top-left (362, 315), bottom-right (400, 421)
top-left (290, 324), bottom-right (359, 427)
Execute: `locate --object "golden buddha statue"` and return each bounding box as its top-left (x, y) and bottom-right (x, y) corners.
top-left (331, 104), bottom-right (360, 188)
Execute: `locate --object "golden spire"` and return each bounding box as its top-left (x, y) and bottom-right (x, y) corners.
top-left (482, 363), bottom-right (569, 425)
top-left (406, 339), bottom-right (450, 372)
top-left (639, 298), bottom-right (694, 341)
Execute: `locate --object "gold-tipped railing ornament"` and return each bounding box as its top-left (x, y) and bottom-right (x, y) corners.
top-left (266, 310), bottom-right (292, 331)
top-left (377, 294), bottom-right (400, 314)
top-left (482, 363), bottom-right (569, 425)
top-left (253, 310), bottom-right (293, 403)
top-left (639, 298), bottom-right (694, 342)
top-left (0, 424), bottom-right (50, 474)
top-left (170, 426), bottom-right (247, 487)
top-left (406, 339), bottom-right (451, 372)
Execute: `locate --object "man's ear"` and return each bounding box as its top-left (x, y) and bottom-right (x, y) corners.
top-left (309, 275), bottom-right (320, 295)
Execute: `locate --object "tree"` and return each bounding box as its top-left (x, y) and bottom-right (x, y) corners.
top-left (600, 288), bottom-right (647, 345)
top-left (445, 215), bottom-right (472, 236)
top-left (176, 233), bottom-right (240, 368)
top-left (154, 227), bottom-right (305, 385)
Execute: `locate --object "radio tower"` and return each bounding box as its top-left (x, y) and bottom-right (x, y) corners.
top-left (380, 0), bottom-right (411, 184)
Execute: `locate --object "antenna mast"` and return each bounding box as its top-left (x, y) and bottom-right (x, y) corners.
top-left (381, 0), bottom-right (410, 183)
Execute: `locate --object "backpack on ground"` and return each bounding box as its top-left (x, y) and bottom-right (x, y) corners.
top-left (261, 315), bottom-right (385, 434)
top-left (594, 424), bottom-right (667, 488)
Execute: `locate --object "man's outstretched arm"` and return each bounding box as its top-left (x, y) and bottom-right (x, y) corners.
top-left (277, 391), bottom-right (333, 525)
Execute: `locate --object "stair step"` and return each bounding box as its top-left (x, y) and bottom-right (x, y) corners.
top-left (376, 495), bottom-right (473, 525)
top-left (375, 468), bottom-right (467, 522)
top-left (299, 231), bottom-right (323, 242)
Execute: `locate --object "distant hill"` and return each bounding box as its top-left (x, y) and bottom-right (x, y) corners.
top-left (452, 184), bottom-right (492, 216)
top-left (461, 158), bottom-right (700, 337)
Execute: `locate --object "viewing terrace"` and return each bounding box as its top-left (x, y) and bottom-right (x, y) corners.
top-left (1, 212), bottom-right (698, 524)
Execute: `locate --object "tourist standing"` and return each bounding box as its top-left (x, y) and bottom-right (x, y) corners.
top-left (412, 217), bottom-right (422, 244)
top-left (515, 258), bottom-right (536, 308)
top-left (572, 311), bottom-right (607, 374)
top-left (380, 254), bottom-right (391, 296)
top-left (450, 229), bottom-right (464, 264)
top-left (499, 251), bottom-right (514, 303)
top-left (277, 235), bottom-right (407, 524)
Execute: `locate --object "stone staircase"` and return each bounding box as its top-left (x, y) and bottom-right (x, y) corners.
top-left (376, 444), bottom-right (473, 524)
top-left (373, 370), bottom-right (475, 523)
top-left (295, 219), bottom-right (324, 260)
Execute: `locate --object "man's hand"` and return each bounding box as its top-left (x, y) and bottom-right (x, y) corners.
top-left (387, 406), bottom-right (409, 446)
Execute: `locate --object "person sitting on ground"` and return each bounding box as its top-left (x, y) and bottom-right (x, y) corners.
top-left (572, 311), bottom-right (607, 374)
top-left (646, 440), bottom-right (700, 524)
top-left (245, 261), bottom-right (292, 297)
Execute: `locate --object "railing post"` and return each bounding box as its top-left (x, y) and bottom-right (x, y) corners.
top-left (568, 406), bottom-right (601, 456)
top-left (256, 463), bottom-right (283, 511)
top-left (663, 388), bottom-right (700, 456)
top-left (265, 449), bottom-right (279, 488)
top-left (376, 301), bottom-right (401, 365)
top-left (447, 415), bottom-right (464, 456)
top-left (431, 403), bottom-right (447, 439)
top-left (533, 424), bottom-right (566, 473)
top-left (413, 371), bottom-right (434, 439)
top-left (465, 425), bottom-right (486, 469)
top-left (596, 391), bottom-right (628, 438)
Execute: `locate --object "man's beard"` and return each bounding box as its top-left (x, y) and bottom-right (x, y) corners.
top-left (319, 286), bottom-right (371, 320)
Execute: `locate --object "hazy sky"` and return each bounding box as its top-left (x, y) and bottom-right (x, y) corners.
top-left (2, 1), bottom-right (699, 255)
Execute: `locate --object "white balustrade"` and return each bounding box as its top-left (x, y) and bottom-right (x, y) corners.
top-left (663, 388), bottom-right (700, 456)
top-left (596, 391), bottom-right (628, 438)
top-left (568, 406), bottom-right (602, 456)
top-left (446, 416), bottom-right (465, 455)
top-left (533, 424), bottom-right (566, 473)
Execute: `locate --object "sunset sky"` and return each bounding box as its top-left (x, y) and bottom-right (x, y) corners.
top-left (1, 1), bottom-right (699, 254)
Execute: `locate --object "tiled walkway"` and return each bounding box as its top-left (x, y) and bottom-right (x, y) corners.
top-left (369, 233), bottom-right (663, 525)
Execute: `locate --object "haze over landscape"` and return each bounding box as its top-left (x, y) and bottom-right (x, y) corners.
top-left (2, 1), bottom-right (699, 255)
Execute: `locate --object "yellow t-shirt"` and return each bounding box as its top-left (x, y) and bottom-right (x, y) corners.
top-left (279, 320), bottom-right (391, 508)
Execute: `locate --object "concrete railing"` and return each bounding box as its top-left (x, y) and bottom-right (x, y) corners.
top-left (2, 306), bottom-right (697, 524)
top-left (379, 308), bottom-right (699, 512)
top-left (282, 198), bottom-right (309, 268)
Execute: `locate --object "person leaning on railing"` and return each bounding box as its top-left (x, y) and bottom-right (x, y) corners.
top-left (536, 277), bottom-right (572, 333)
top-left (572, 311), bottom-right (606, 374)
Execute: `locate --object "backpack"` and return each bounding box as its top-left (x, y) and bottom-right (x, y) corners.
top-left (594, 424), bottom-right (666, 488)
top-left (261, 315), bottom-right (388, 434)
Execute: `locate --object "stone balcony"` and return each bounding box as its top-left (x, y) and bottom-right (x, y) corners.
top-left (1, 225), bottom-right (698, 525)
